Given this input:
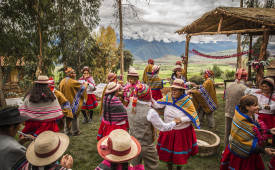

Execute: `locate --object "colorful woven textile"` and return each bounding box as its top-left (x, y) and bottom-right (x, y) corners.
top-left (19, 96), bottom-right (63, 122)
top-left (204, 70), bottom-right (214, 79)
top-left (198, 87), bottom-right (218, 112)
top-left (157, 93), bottom-right (200, 129)
top-left (102, 95), bottom-right (127, 125)
top-left (147, 74), bottom-right (163, 90)
top-left (229, 106), bottom-right (259, 158)
top-left (142, 64), bottom-right (153, 83)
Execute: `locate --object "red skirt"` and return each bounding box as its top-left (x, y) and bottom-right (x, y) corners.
top-left (152, 89), bottom-right (163, 101)
top-left (22, 120), bottom-right (59, 137)
top-left (157, 125), bottom-right (198, 165)
top-left (97, 121), bottom-right (127, 141)
top-left (82, 94), bottom-right (98, 110)
top-left (270, 157), bottom-right (275, 170)
top-left (220, 146), bottom-right (265, 170)
top-left (258, 113), bottom-right (275, 138)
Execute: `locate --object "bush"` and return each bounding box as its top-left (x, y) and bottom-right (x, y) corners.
top-left (212, 64), bottom-right (223, 78)
top-left (189, 74), bottom-right (204, 85)
top-left (224, 69), bottom-right (235, 80)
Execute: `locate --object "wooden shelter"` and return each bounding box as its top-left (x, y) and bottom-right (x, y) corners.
top-left (1, 56), bottom-right (25, 85)
top-left (176, 7), bottom-right (275, 85)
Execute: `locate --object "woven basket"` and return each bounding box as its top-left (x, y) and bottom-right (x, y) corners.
top-left (195, 129), bottom-right (220, 157)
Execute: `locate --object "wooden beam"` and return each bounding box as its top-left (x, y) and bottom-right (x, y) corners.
top-left (217, 15), bottom-right (223, 33)
top-left (248, 35), bottom-right (252, 79)
top-left (256, 29), bottom-right (269, 87)
top-left (184, 35), bottom-right (191, 79)
top-left (188, 28), bottom-right (268, 36)
top-left (202, 16), bottom-right (231, 32)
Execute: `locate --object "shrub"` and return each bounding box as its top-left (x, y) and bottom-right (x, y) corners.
top-left (212, 64), bottom-right (223, 78)
top-left (189, 74), bottom-right (204, 85)
top-left (224, 69), bottom-right (235, 80)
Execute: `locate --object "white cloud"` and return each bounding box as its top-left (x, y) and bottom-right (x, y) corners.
top-left (98, 0), bottom-right (272, 43)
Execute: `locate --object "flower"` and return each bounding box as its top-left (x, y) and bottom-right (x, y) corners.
top-left (253, 120), bottom-right (268, 145)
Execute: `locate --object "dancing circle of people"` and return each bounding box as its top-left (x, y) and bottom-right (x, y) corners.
top-left (0, 59), bottom-right (274, 170)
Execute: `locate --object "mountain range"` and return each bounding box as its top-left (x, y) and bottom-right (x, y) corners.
top-left (122, 39), bottom-right (275, 60)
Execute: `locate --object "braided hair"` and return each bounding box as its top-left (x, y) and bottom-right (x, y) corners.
top-left (103, 91), bottom-right (117, 125)
top-left (110, 162), bottom-right (128, 170)
top-left (25, 83), bottom-right (56, 103)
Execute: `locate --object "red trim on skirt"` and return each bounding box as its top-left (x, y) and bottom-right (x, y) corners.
top-left (157, 125), bottom-right (198, 165)
top-left (220, 146), bottom-right (265, 170)
top-left (82, 94), bottom-right (98, 110)
top-left (152, 89), bottom-right (163, 101)
top-left (97, 121), bottom-right (127, 141)
top-left (22, 120), bottom-right (59, 136)
top-left (258, 113), bottom-right (275, 138)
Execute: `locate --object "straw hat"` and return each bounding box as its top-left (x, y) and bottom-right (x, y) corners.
top-left (0, 107), bottom-right (29, 125)
top-left (261, 78), bottom-right (275, 89)
top-left (127, 68), bottom-right (140, 77)
top-left (170, 79), bottom-right (187, 90)
top-left (152, 65), bottom-right (160, 73)
top-left (97, 129), bottom-right (141, 163)
top-left (107, 73), bottom-right (117, 82)
top-left (173, 65), bottom-right (182, 71)
top-left (26, 131), bottom-right (69, 166)
top-left (34, 75), bottom-right (52, 84)
top-left (105, 82), bottom-right (121, 94)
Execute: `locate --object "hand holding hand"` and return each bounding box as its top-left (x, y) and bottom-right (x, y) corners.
top-left (174, 118), bottom-right (182, 125)
top-left (264, 105), bottom-right (271, 110)
top-left (61, 154), bottom-right (73, 169)
top-left (265, 148), bottom-right (275, 156)
top-left (18, 135), bottom-right (34, 145)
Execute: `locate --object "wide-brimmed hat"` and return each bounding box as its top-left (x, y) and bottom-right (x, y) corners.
top-left (261, 78), bottom-right (275, 89)
top-left (107, 73), bottom-right (117, 82)
top-left (26, 131), bottom-right (69, 166)
top-left (173, 65), bottom-right (182, 71)
top-left (127, 68), bottom-right (140, 77)
top-left (170, 79), bottom-right (187, 90)
top-left (34, 75), bottom-right (52, 84)
top-left (105, 82), bottom-right (121, 94)
top-left (81, 66), bottom-right (91, 73)
top-left (97, 129), bottom-right (141, 163)
top-left (0, 107), bottom-right (29, 125)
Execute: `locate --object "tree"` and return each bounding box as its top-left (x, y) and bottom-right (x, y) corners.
top-left (115, 49), bottom-right (135, 73)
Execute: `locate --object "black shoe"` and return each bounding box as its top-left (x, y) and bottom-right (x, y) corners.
top-left (82, 118), bottom-right (88, 124)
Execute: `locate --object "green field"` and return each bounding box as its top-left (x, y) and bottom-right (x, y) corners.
top-left (45, 93), bottom-right (271, 170)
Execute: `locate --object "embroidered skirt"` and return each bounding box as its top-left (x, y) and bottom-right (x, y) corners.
top-left (258, 113), bottom-right (275, 138)
top-left (82, 94), bottom-right (98, 110)
top-left (152, 89), bottom-right (163, 101)
top-left (22, 120), bottom-right (59, 137)
top-left (97, 121), bottom-right (127, 141)
top-left (220, 146), bottom-right (265, 170)
top-left (157, 125), bottom-right (198, 165)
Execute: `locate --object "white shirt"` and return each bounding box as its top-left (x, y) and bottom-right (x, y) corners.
top-left (151, 99), bottom-right (192, 130)
top-left (78, 78), bottom-right (95, 94)
top-left (147, 109), bottom-right (177, 131)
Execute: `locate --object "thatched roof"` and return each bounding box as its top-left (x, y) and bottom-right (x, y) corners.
top-left (176, 7), bottom-right (275, 36)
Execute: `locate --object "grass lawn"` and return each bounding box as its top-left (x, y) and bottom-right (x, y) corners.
top-left (55, 93), bottom-right (272, 170)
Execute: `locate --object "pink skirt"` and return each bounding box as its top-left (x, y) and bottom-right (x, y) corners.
top-left (152, 89), bottom-right (163, 101)
top-left (220, 146), bottom-right (265, 170)
top-left (22, 120), bottom-right (59, 137)
top-left (82, 94), bottom-right (98, 110)
top-left (157, 125), bottom-right (198, 165)
top-left (97, 121), bottom-right (127, 141)
top-left (258, 113), bottom-right (275, 138)
top-left (270, 157), bottom-right (275, 170)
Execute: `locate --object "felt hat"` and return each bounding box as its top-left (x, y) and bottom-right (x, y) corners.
top-left (34, 75), bottom-right (52, 84)
top-left (26, 131), bottom-right (69, 166)
top-left (105, 82), bottom-right (121, 94)
top-left (0, 107), bottom-right (29, 125)
top-left (261, 78), bottom-right (275, 89)
top-left (173, 65), bottom-right (182, 71)
top-left (176, 61), bottom-right (182, 66)
top-left (235, 68), bottom-right (248, 80)
top-left (170, 79), bottom-right (187, 90)
top-left (127, 68), bottom-right (140, 77)
top-left (97, 129), bottom-right (141, 163)
top-left (107, 73), bottom-right (117, 82)
top-left (81, 66), bottom-right (91, 73)
top-left (148, 59), bottom-right (154, 64)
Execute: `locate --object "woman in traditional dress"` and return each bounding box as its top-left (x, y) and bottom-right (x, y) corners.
top-left (220, 94), bottom-right (275, 170)
top-left (146, 65), bottom-right (163, 100)
top-left (19, 76), bottom-right (63, 137)
top-left (152, 79), bottom-right (200, 170)
top-left (245, 78), bottom-right (275, 144)
top-left (123, 68), bottom-right (141, 106)
top-left (97, 82), bottom-right (128, 141)
top-left (78, 66), bottom-right (98, 124)
top-left (170, 61), bottom-right (187, 83)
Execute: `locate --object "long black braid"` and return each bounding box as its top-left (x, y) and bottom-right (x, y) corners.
top-left (25, 83), bottom-right (56, 103)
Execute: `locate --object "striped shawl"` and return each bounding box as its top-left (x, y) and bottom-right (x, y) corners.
top-left (157, 93), bottom-right (200, 129)
top-left (102, 95), bottom-right (128, 125)
top-left (229, 106), bottom-right (259, 158)
top-left (147, 74), bottom-right (163, 90)
top-left (19, 95), bottom-right (63, 122)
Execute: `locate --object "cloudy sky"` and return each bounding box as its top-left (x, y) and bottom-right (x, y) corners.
top-left (98, 0), bottom-right (272, 43)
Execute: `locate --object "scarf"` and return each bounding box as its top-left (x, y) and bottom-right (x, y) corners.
top-left (147, 74), bottom-right (163, 90)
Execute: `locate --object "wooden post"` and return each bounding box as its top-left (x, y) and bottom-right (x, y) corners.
top-left (118, 0), bottom-right (124, 83)
top-left (0, 64), bottom-right (7, 107)
top-left (184, 35), bottom-right (191, 77)
top-left (218, 15), bottom-right (223, 33)
top-left (248, 35), bottom-right (252, 80)
top-left (256, 29), bottom-right (269, 86)
top-left (237, 34), bottom-right (242, 69)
